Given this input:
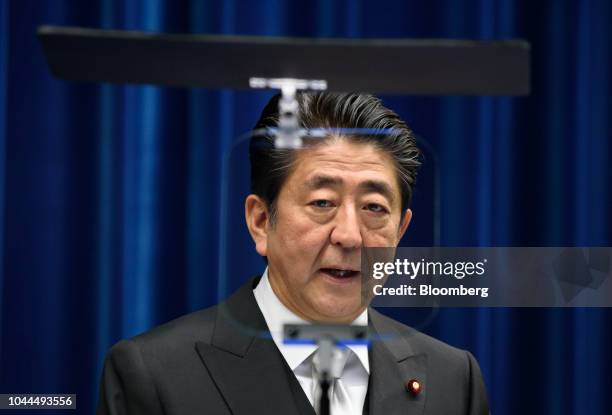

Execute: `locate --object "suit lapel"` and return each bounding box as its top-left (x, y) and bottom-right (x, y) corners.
top-left (368, 309), bottom-right (428, 415)
top-left (196, 277), bottom-right (310, 415)
top-left (195, 279), bottom-right (428, 415)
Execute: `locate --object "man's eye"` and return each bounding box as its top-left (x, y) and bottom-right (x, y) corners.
top-left (365, 203), bottom-right (387, 213)
top-left (311, 200), bottom-right (334, 208)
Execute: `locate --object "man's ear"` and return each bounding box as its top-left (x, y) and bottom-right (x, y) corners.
top-left (398, 208), bottom-right (413, 241)
top-left (245, 194), bottom-right (270, 257)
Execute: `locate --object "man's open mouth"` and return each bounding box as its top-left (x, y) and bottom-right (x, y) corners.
top-left (320, 268), bottom-right (360, 279)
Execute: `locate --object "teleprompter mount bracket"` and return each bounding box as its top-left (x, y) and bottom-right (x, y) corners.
top-left (249, 77), bottom-right (327, 149)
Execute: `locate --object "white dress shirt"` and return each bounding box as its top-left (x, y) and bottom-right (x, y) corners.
top-left (253, 269), bottom-right (370, 413)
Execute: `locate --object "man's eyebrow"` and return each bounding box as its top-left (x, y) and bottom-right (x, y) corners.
top-left (304, 174), bottom-right (343, 190)
top-left (359, 180), bottom-right (396, 203)
top-left (304, 175), bottom-right (396, 203)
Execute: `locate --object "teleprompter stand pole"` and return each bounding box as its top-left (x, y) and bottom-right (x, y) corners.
top-left (283, 323), bottom-right (369, 415)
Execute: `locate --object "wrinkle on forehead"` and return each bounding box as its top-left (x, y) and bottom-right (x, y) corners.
top-left (296, 140), bottom-right (393, 172)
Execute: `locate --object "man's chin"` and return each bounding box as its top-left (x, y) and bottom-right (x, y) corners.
top-left (309, 300), bottom-right (366, 324)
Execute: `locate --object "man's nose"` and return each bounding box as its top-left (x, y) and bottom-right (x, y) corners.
top-left (330, 205), bottom-right (363, 249)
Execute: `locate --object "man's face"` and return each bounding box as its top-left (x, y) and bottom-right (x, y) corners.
top-left (248, 138), bottom-right (411, 323)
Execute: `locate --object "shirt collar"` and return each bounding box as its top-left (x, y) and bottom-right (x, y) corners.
top-left (253, 268), bottom-right (369, 374)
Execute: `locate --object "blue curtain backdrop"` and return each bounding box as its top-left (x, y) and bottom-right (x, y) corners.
top-left (1, 0), bottom-right (611, 413)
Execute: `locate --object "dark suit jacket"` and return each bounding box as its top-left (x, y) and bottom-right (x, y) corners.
top-left (97, 276), bottom-right (489, 414)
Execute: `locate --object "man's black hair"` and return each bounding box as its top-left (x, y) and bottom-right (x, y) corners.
top-left (249, 92), bottom-right (421, 222)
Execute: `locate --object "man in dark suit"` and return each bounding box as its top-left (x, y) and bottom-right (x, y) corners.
top-left (97, 93), bottom-right (489, 414)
